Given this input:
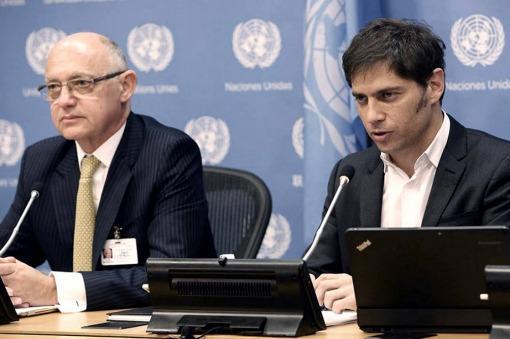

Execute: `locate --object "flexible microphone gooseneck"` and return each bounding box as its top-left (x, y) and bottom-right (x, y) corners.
top-left (0, 184), bottom-right (42, 257)
top-left (303, 165), bottom-right (355, 262)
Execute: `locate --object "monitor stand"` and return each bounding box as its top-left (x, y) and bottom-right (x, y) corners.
top-left (490, 326), bottom-right (510, 339)
top-left (485, 265), bottom-right (510, 339)
top-left (368, 333), bottom-right (437, 339)
top-left (177, 315), bottom-right (266, 336)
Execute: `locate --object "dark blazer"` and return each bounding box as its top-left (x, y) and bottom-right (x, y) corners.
top-left (306, 116), bottom-right (510, 276)
top-left (0, 113), bottom-right (216, 310)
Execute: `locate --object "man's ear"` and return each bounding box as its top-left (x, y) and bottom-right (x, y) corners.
top-left (427, 68), bottom-right (444, 105)
top-left (119, 70), bottom-right (137, 103)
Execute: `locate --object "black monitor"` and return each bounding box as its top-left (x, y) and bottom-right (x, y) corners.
top-left (145, 258), bottom-right (326, 337)
top-left (0, 278), bottom-right (18, 324)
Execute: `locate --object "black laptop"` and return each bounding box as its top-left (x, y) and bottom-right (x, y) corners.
top-left (345, 226), bottom-right (510, 334)
top-left (0, 278), bottom-right (18, 324)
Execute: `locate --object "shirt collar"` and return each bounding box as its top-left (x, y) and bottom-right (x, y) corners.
top-left (422, 111), bottom-right (450, 168)
top-left (380, 111), bottom-right (450, 173)
top-left (76, 122), bottom-right (126, 169)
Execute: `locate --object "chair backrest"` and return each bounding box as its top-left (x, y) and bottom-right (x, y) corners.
top-left (202, 166), bottom-right (272, 258)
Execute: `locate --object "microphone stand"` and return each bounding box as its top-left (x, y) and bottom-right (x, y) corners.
top-left (0, 190), bottom-right (40, 257)
top-left (303, 175), bottom-right (351, 262)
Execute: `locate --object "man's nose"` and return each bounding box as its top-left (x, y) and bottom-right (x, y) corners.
top-left (364, 99), bottom-right (385, 123)
top-left (54, 85), bottom-right (77, 106)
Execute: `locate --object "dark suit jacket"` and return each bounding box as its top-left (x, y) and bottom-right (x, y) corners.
top-left (0, 113), bottom-right (216, 310)
top-left (306, 116), bottom-right (510, 276)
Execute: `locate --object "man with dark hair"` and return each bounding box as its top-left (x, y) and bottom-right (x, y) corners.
top-left (0, 32), bottom-right (216, 311)
top-left (306, 18), bottom-right (510, 312)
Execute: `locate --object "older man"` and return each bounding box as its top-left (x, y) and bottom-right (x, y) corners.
top-left (0, 32), bottom-right (216, 311)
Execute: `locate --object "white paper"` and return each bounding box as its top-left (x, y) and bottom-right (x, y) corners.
top-left (16, 305), bottom-right (58, 317)
top-left (321, 310), bottom-right (357, 326)
top-left (107, 314), bottom-right (151, 322)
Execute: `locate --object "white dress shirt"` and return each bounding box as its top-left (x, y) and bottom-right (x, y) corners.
top-left (51, 123), bottom-right (126, 312)
top-left (380, 113), bottom-right (450, 228)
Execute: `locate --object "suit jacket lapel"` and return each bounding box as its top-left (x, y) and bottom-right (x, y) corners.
top-left (422, 116), bottom-right (467, 226)
top-left (52, 143), bottom-right (79, 250)
top-left (360, 152), bottom-right (384, 227)
top-left (92, 113), bottom-right (144, 268)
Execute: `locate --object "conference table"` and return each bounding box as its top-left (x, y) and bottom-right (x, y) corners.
top-left (0, 310), bottom-right (488, 338)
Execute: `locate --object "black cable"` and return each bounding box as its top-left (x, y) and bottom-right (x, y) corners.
top-left (196, 326), bottom-right (228, 339)
top-left (178, 324), bottom-right (229, 339)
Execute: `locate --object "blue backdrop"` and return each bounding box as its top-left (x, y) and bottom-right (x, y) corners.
top-left (1, 0), bottom-right (509, 259)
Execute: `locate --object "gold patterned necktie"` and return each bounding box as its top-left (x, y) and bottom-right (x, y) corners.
top-left (73, 155), bottom-right (101, 271)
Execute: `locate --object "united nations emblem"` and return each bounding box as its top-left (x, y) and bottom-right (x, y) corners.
top-left (451, 14), bottom-right (505, 67)
top-left (304, 0), bottom-right (360, 157)
top-left (184, 116), bottom-right (230, 165)
top-left (127, 23), bottom-right (174, 72)
top-left (292, 117), bottom-right (304, 159)
top-left (257, 213), bottom-right (292, 259)
top-left (0, 119), bottom-right (25, 166)
top-left (25, 27), bottom-right (66, 75)
top-left (232, 19), bottom-right (282, 69)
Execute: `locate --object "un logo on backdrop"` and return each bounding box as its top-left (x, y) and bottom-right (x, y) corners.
top-left (26, 27), bottom-right (66, 75)
top-left (292, 117), bottom-right (304, 159)
top-left (184, 116), bottom-right (230, 165)
top-left (232, 19), bottom-right (281, 69)
top-left (257, 213), bottom-right (292, 259)
top-left (304, 0), bottom-right (359, 157)
top-left (451, 14), bottom-right (505, 67)
top-left (0, 119), bottom-right (25, 166)
top-left (127, 23), bottom-right (174, 72)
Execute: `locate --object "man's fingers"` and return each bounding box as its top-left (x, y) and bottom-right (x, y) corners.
top-left (0, 257), bottom-right (16, 263)
top-left (315, 273), bottom-right (352, 284)
top-left (0, 262), bottom-right (16, 276)
top-left (314, 273), bottom-right (354, 308)
top-left (315, 279), bottom-right (344, 305)
top-left (10, 296), bottom-right (25, 306)
top-left (331, 294), bottom-right (356, 313)
top-left (323, 284), bottom-right (352, 310)
top-left (316, 277), bottom-right (351, 297)
top-left (16, 302), bottom-right (30, 309)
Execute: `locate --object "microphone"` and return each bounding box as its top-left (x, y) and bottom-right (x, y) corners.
top-left (179, 326), bottom-right (196, 339)
top-left (0, 183), bottom-right (42, 257)
top-left (303, 165), bottom-right (355, 262)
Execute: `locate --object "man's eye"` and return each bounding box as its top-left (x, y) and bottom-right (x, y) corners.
top-left (355, 96), bottom-right (367, 104)
top-left (46, 83), bottom-right (61, 91)
top-left (72, 79), bottom-right (92, 88)
top-left (382, 92), bottom-right (396, 100)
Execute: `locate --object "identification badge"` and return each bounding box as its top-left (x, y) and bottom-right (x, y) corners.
top-left (101, 238), bottom-right (138, 266)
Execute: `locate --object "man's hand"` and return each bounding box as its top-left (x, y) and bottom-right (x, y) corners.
top-left (312, 273), bottom-right (357, 313)
top-left (0, 257), bottom-right (57, 307)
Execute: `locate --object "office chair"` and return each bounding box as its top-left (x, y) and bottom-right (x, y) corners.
top-left (202, 165), bottom-right (272, 258)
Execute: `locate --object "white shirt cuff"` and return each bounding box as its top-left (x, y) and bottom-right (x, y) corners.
top-left (50, 271), bottom-right (87, 313)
